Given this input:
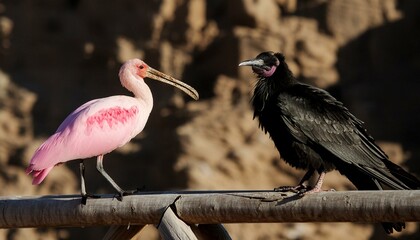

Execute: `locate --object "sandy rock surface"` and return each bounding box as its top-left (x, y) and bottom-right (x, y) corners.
top-left (0, 0), bottom-right (419, 239)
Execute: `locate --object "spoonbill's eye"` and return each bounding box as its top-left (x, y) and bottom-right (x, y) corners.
top-left (139, 65), bottom-right (144, 69)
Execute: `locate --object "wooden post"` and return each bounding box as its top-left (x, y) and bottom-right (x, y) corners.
top-left (157, 205), bottom-right (198, 240)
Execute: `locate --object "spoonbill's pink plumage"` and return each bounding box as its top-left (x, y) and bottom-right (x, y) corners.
top-left (26, 59), bottom-right (199, 201)
top-left (26, 97), bottom-right (146, 184)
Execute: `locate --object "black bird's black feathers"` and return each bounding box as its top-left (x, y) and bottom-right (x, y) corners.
top-left (241, 51), bottom-right (420, 234)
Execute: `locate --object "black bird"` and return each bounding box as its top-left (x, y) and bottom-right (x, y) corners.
top-left (239, 51), bottom-right (420, 234)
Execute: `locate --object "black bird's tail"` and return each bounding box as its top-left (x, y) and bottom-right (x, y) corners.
top-left (335, 159), bottom-right (420, 234)
top-left (339, 168), bottom-right (406, 234)
top-left (383, 160), bottom-right (420, 190)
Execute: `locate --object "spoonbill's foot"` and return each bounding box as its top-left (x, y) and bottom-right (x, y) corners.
top-left (115, 187), bottom-right (143, 201)
top-left (274, 184), bottom-right (309, 193)
top-left (81, 193), bottom-right (101, 205)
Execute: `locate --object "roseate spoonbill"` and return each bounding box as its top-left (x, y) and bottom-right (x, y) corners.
top-left (239, 51), bottom-right (420, 233)
top-left (26, 59), bottom-right (199, 202)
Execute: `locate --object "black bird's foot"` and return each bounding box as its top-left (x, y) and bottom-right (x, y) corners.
top-left (298, 187), bottom-right (335, 197)
top-left (274, 184), bottom-right (309, 193)
top-left (81, 193), bottom-right (101, 205)
top-left (297, 171), bottom-right (328, 196)
top-left (297, 187), bottom-right (313, 196)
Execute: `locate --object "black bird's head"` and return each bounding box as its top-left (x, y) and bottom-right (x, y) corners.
top-left (239, 52), bottom-right (294, 112)
top-left (238, 51), bottom-right (286, 78)
top-left (239, 51), bottom-right (296, 92)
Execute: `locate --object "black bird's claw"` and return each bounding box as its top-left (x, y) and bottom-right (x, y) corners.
top-left (81, 193), bottom-right (101, 205)
top-left (297, 187), bottom-right (311, 196)
top-left (298, 187), bottom-right (335, 196)
top-left (274, 184), bottom-right (309, 193)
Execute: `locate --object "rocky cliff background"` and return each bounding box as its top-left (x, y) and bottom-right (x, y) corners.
top-left (0, 0), bottom-right (419, 239)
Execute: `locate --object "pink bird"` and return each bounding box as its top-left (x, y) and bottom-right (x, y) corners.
top-left (26, 59), bottom-right (199, 202)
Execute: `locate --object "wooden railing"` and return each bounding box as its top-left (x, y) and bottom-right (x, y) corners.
top-left (1, 190), bottom-right (419, 239)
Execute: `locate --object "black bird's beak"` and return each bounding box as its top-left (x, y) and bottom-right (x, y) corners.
top-left (238, 59), bottom-right (265, 67)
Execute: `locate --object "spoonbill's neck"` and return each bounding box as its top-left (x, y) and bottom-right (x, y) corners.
top-left (122, 71), bottom-right (153, 111)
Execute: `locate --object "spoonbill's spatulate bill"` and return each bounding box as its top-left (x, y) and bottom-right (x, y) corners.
top-left (239, 51), bottom-right (420, 234)
top-left (26, 59), bottom-right (199, 202)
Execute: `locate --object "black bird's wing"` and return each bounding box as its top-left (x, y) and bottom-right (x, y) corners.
top-left (278, 83), bottom-right (420, 190)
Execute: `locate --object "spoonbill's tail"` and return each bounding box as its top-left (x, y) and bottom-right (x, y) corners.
top-left (26, 165), bottom-right (54, 185)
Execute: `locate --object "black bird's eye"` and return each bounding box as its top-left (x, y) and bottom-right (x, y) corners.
top-left (139, 65), bottom-right (144, 69)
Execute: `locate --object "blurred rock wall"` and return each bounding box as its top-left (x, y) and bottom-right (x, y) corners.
top-left (0, 0), bottom-right (419, 239)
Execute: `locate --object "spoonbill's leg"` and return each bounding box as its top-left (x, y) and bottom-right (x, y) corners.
top-left (96, 155), bottom-right (138, 200)
top-left (80, 160), bottom-right (100, 205)
top-left (80, 160), bottom-right (88, 196)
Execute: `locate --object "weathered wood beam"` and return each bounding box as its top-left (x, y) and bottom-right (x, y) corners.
top-left (157, 205), bottom-right (198, 240)
top-left (0, 190), bottom-right (419, 228)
